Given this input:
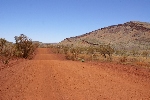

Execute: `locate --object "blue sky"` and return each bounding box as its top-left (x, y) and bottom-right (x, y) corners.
top-left (0, 0), bottom-right (150, 43)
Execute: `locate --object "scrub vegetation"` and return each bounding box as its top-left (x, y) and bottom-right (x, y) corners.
top-left (0, 34), bottom-right (39, 65)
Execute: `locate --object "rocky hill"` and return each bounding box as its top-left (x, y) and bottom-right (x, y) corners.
top-left (59, 21), bottom-right (150, 50)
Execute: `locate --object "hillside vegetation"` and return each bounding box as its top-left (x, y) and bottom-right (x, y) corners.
top-left (54, 21), bottom-right (150, 67)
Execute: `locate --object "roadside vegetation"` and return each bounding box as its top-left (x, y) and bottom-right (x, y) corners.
top-left (47, 43), bottom-right (150, 68)
top-left (49, 44), bottom-right (113, 60)
top-left (0, 34), bottom-right (39, 67)
top-left (1, 34), bottom-right (149, 69)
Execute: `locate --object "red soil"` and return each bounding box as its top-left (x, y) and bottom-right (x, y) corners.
top-left (0, 48), bottom-right (150, 100)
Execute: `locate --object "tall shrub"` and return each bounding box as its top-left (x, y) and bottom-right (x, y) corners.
top-left (14, 34), bottom-right (37, 59)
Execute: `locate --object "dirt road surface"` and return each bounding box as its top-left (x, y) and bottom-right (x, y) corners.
top-left (0, 48), bottom-right (150, 100)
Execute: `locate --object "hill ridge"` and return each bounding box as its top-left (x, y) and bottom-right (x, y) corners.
top-left (60, 21), bottom-right (150, 50)
top-left (62, 21), bottom-right (150, 41)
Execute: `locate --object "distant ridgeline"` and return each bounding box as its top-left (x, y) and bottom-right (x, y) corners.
top-left (59, 21), bottom-right (150, 50)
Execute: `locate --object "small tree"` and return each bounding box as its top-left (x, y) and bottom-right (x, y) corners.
top-left (14, 34), bottom-right (37, 59)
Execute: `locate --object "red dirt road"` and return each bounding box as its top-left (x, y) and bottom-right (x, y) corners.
top-left (0, 48), bottom-right (150, 100)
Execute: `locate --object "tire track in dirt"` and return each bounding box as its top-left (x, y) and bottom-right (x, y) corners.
top-left (0, 48), bottom-right (150, 100)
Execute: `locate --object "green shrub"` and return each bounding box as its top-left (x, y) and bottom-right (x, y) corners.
top-left (0, 34), bottom-right (38, 65)
top-left (141, 51), bottom-right (149, 59)
top-left (14, 34), bottom-right (38, 59)
top-left (0, 38), bottom-right (7, 52)
top-left (0, 38), bottom-right (14, 64)
top-left (96, 44), bottom-right (114, 58)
